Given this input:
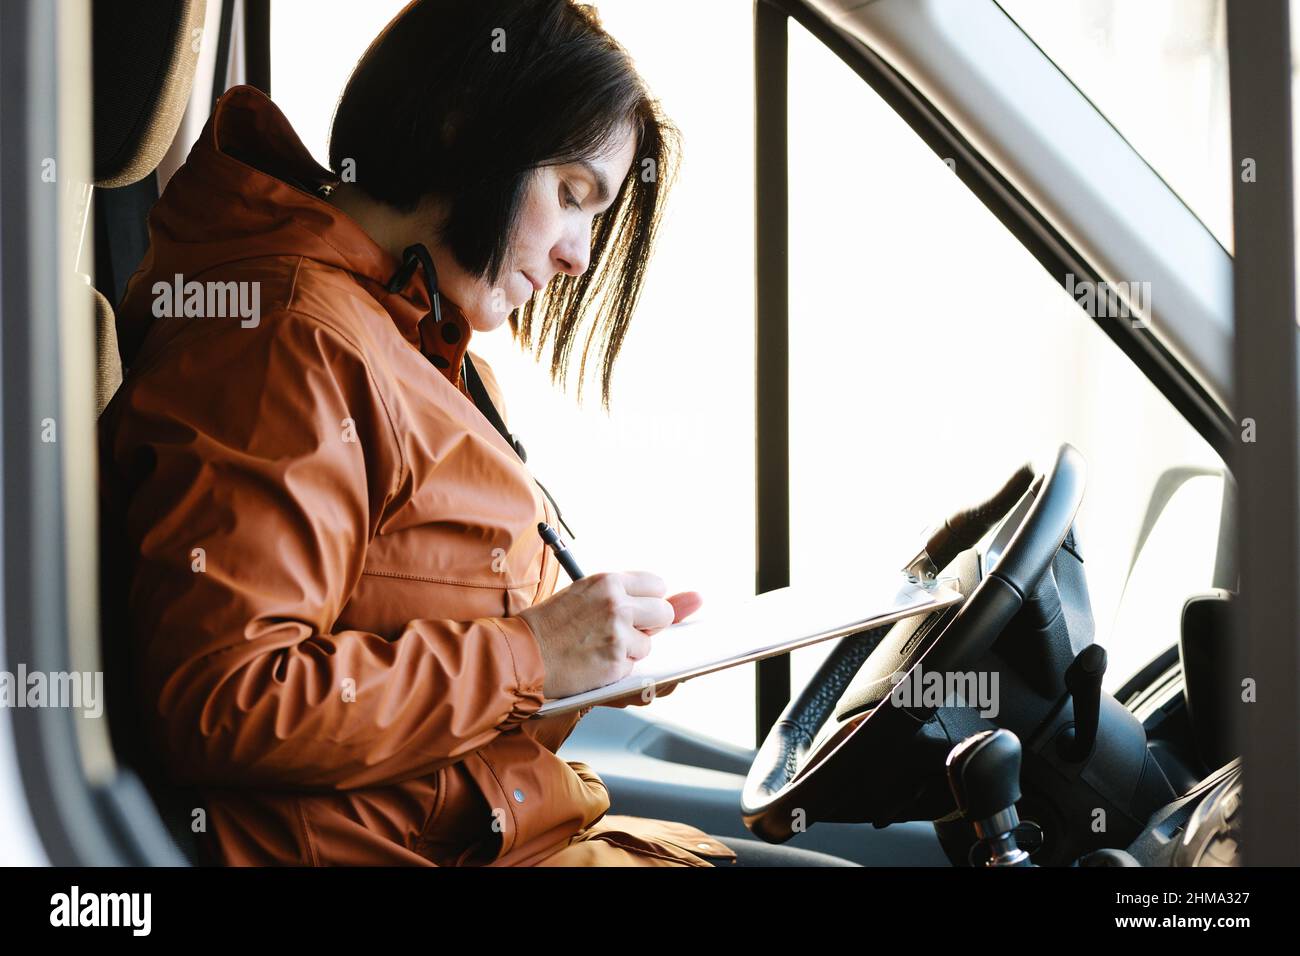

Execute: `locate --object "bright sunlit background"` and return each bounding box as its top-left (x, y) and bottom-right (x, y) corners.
top-left (267, 0), bottom-right (1229, 750)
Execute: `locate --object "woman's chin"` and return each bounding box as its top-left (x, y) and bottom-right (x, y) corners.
top-left (466, 308), bottom-right (513, 333)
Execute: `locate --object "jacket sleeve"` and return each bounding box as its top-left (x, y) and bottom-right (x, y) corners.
top-left (107, 308), bottom-right (547, 791)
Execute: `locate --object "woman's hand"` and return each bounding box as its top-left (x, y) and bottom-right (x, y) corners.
top-left (601, 590), bottom-right (701, 707)
top-left (518, 573), bottom-right (702, 700)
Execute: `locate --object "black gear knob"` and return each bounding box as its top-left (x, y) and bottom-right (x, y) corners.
top-left (947, 728), bottom-right (1023, 819)
top-left (946, 729), bottom-right (1032, 867)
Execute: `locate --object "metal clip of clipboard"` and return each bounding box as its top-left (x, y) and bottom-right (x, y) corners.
top-left (901, 464), bottom-right (1039, 590)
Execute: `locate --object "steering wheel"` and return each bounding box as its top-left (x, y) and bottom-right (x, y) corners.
top-left (741, 444), bottom-right (1088, 841)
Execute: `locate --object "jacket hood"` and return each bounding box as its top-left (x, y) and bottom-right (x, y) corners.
top-left (117, 84), bottom-right (469, 372)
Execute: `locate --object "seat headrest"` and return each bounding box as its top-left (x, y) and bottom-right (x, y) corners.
top-left (93, 0), bottom-right (208, 188)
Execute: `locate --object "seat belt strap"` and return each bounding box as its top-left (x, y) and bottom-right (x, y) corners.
top-left (461, 352), bottom-right (577, 540)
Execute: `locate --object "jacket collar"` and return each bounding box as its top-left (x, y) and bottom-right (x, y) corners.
top-left (135, 84), bottom-right (473, 385)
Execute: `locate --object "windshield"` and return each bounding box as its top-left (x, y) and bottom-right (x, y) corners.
top-left (998, 0), bottom-right (1233, 252)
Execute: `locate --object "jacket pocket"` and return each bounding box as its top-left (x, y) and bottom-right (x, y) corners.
top-left (415, 763), bottom-right (501, 866)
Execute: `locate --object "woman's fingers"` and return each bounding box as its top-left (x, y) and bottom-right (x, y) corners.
top-left (639, 591), bottom-right (703, 636)
top-left (666, 590), bottom-right (702, 623)
top-left (616, 570), bottom-right (667, 598)
top-left (623, 625), bottom-right (653, 662)
top-left (617, 576), bottom-right (702, 633)
top-left (611, 575), bottom-right (703, 653)
top-left (624, 593), bottom-right (676, 632)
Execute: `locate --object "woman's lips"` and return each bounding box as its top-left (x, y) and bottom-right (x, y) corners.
top-left (521, 270), bottom-right (543, 292)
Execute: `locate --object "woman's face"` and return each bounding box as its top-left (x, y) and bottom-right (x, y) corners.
top-left (431, 123), bottom-right (638, 332)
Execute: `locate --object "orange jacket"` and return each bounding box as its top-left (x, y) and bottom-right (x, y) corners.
top-left (97, 85), bottom-right (736, 867)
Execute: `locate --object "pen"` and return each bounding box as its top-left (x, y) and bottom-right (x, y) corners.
top-left (538, 522), bottom-right (584, 581)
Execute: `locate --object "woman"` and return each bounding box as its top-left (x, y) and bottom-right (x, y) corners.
top-left (98, 0), bottom-right (857, 867)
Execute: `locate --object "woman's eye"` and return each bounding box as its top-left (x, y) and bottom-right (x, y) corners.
top-left (562, 185), bottom-right (582, 211)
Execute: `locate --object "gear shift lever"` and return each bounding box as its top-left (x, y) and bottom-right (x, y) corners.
top-left (946, 729), bottom-right (1033, 867)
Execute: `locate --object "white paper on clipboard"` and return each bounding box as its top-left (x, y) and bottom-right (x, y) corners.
top-left (532, 574), bottom-right (965, 718)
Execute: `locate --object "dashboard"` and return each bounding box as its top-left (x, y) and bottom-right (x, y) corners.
top-left (1115, 759), bottom-right (1243, 867)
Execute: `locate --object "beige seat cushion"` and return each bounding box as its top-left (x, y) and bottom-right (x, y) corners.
top-left (92, 284), bottom-right (123, 416)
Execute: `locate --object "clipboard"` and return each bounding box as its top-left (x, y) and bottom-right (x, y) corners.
top-left (533, 574), bottom-right (965, 717)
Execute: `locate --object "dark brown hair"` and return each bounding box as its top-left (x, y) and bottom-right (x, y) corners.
top-left (329, 0), bottom-right (680, 407)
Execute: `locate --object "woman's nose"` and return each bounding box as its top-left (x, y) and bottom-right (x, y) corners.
top-left (553, 232), bottom-right (591, 277)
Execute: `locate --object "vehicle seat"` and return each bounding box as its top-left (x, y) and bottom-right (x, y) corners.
top-left (90, 0), bottom-right (207, 412)
top-left (90, 0), bottom-right (210, 863)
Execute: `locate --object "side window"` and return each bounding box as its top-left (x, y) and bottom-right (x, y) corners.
top-left (270, 2), bottom-right (410, 169)
top-left (784, 19), bottom-right (1225, 694)
top-left (273, 0), bottom-right (760, 749)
